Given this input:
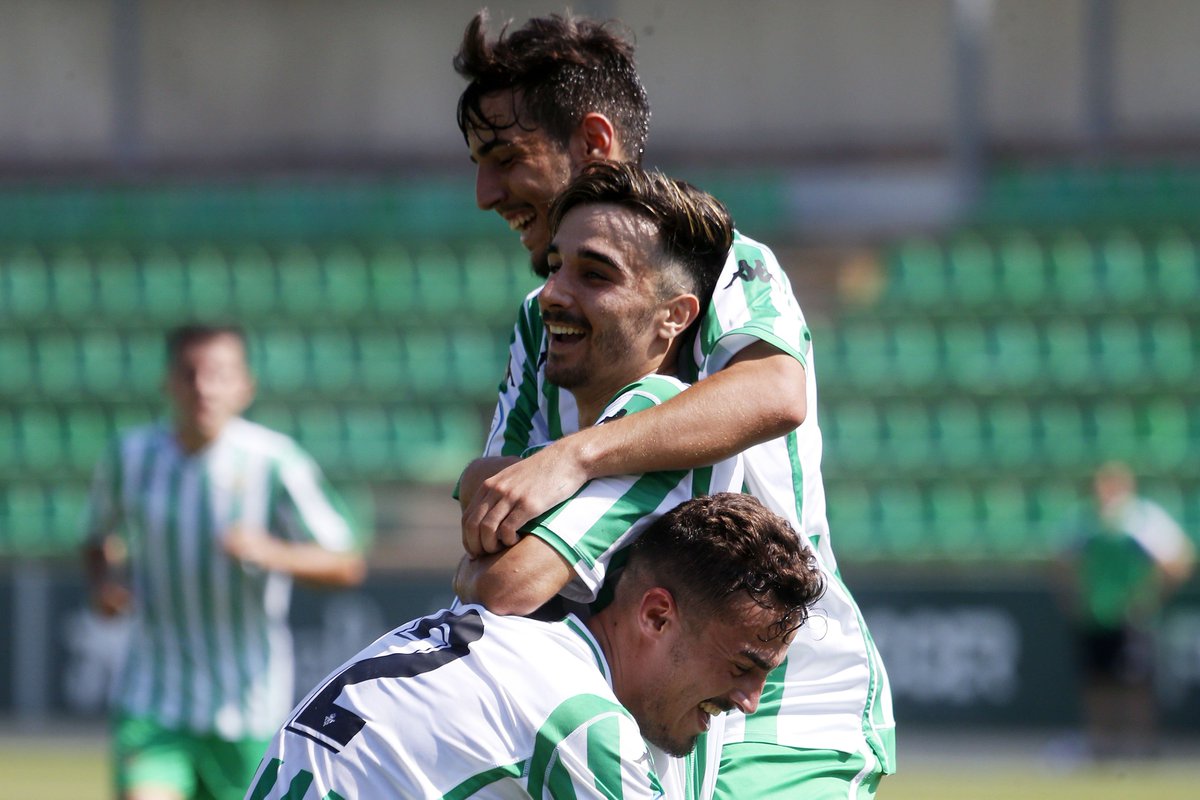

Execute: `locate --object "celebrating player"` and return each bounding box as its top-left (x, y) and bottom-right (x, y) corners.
top-left (248, 493), bottom-right (825, 799)
top-left (454, 12), bottom-right (894, 798)
top-left (83, 324), bottom-right (366, 800)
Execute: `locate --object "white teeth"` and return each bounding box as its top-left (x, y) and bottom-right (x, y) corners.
top-left (547, 323), bottom-right (585, 336)
top-left (506, 212), bottom-right (534, 231)
top-left (698, 701), bottom-right (724, 716)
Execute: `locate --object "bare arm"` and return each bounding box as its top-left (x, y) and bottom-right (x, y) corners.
top-left (462, 341), bottom-right (806, 555)
top-left (452, 535), bottom-right (576, 616)
top-left (83, 535), bottom-right (132, 617)
top-left (223, 525), bottom-right (366, 588)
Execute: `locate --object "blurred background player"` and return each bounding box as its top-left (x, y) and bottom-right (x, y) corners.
top-left (250, 492), bottom-right (825, 800)
top-left (1057, 460), bottom-right (1195, 760)
top-left (453, 11), bottom-right (893, 797)
top-left (82, 323), bottom-right (366, 800)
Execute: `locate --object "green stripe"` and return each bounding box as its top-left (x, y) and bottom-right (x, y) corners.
top-left (527, 694), bottom-right (630, 798)
top-left (246, 757), bottom-right (284, 800)
top-left (164, 458), bottom-right (192, 723)
top-left (442, 760), bottom-right (527, 800)
top-left (782, 431), bottom-right (809, 550)
top-left (565, 617), bottom-right (605, 675)
top-left (546, 757), bottom-right (580, 800)
top-left (573, 472), bottom-right (685, 569)
top-left (228, 446), bottom-right (251, 725)
top-left (142, 440), bottom-right (169, 715)
top-left (691, 466), bottom-right (713, 497)
top-left (742, 656), bottom-right (788, 744)
top-left (501, 297), bottom-right (545, 455)
top-left (686, 731), bottom-right (710, 800)
top-left (196, 468), bottom-right (221, 722)
top-left (587, 715), bottom-right (625, 799)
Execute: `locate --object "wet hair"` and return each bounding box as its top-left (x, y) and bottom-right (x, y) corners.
top-left (547, 160), bottom-right (733, 309)
top-left (625, 493), bottom-right (825, 641)
top-left (454, 10), bottom-right (651, 163)
top-left (165, 323), bottom-right (247, 368)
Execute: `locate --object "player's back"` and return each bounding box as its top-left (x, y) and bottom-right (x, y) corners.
top-left (247, 605), bottom-right (661, 799)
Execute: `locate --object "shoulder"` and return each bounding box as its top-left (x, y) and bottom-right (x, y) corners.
top-left (597, 375), bottom-right (690, 423)
top-left (225, 418), bottom-right (313, 466)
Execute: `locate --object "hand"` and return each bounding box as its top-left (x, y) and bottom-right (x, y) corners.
top-left (91, 581), bottom-right (132, 617)
top-left (461, 441), bottom-right (589, 557)
top-left (222, 524), bottom-right (279, 571)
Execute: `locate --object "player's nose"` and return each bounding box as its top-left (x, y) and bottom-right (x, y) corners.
top-left (475, 165), bottom-right (504, 210)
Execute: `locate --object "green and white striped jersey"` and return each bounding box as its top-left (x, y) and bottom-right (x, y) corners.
top-left (247, 605), bottom-right (666, 800)
top-left (486, 232), bottom-right (896, 772)
top-left (84, 417), bottom-right (357, 740)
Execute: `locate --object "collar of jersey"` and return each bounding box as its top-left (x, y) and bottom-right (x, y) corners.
top-left (564, 613), bottom-right (611, 686)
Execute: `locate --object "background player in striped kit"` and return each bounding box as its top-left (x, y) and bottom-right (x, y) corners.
top-left (83, 323), bottom-right (366, 800)
top-left (250, 493), bottom-right (824, 800)
top-left (453, 11), bottom-right (894, 798)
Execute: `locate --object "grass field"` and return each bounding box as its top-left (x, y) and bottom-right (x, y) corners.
top-left (3, 725), bottom-right (1198, 799)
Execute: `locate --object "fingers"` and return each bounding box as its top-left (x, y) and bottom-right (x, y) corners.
top-left (462, 490), bottom-right (511, 557)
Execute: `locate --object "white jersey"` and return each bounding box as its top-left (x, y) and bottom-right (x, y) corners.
top-left (486, 232), bottom-right (895, 771)
top-left (246, 605), bottom-right (665, 799)
top-left (84, 417), bottom-right (357, 739)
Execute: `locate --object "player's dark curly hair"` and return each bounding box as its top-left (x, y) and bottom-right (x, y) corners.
top-left (547, 161), bottom-right (733, 310)
top-left (454, 10), bottom-right (651, 163)
top-left (626, 493), bottom-right (825, 642)
top-left (165, 323), bottom-right (247, 368)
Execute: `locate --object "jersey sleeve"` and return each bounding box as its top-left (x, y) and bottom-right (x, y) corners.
top-left (483, 289), bottom-right (554, 457)
top-left (691, 232), bottom-right (811, 379)
top-left (522, 377), bottom-right (744, 604)
top-left (269, 447), bottom-right (358, 551)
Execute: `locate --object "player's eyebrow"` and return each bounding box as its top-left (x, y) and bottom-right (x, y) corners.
top-left (741, 648), bottom-right (778, 672)
top-left (469, 136), bottom-right (512, 164)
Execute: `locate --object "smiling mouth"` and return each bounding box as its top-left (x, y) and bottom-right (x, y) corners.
top-left (698, 700), bottom-right (726, 718)
top-left (504, 209), bottom-right (535, 232)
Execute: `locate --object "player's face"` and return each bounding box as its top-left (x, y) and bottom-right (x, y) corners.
top-left (539, 203), bottom-right (672, 409)
top-left (638, 598), bottom-right (790, 758)
top-left (466, 90), bottom-right (576, 275)
top-left (166, 334), bottom-right (255, 451)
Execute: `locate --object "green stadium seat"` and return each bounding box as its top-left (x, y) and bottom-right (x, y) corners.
top-left (124, 331), bottom-right (166, 396)
top-left (341, 405), bottom-right (394, 473)
top-left (824, 481), bottom-right (877, 559)
top-left (945, 234), bottom-right (998, 307)
top-left (461, 243), bottom-right (520, 319)
top-left (369, 243), bottom-right (419, 316)
top-left (887, 237), bottom-right (947, 307)
top-left (254, 329), bottom-right (310, 394)
top-left (94, 245), bottom-right (142, 319)
top-left (1151, 229), bottom-right (1199, 305)
top-left (332, 481), bottom-right (375, 548)
top-left (354, 330), bottom-right (405, 393)
top-left (1041, 318), bottom-right (1092, 389)
top-left (308, 330), bottom-right (357, 394)
top-left (837, 323), bottom-right (890, 388)
top-left (184, 245), bottom-right (234, 317)
top-left (940, 319), bottom-right (990, 388)
top-left (46, 483), bottom-right (88, 549)
top-left (880, 402), bottom-right (934, 469)
top-left (277, 243), bottom-right (325, 318)
top-left (1037, 401), bottom-right (1087, 467)
top-left (18, 407), bottom-right (66, 474)
top-left (995, 231), bottom-right (1049, 308)
top-left (63, 407), bottom-right (110, 474)
top-left (933, 399), bottom-right (985, 468)
top-left (890, 319), bottom-right (941, 389)
top-left (1146, 317), bottom-right (1193, 385)
top-left (1092, 317), bottom-right (1144, 387)
top-left (402, 330), bottom-right (454, 394)
top-left (874, 483), bottom-right (928, 557)
top-left (1143, 398), bottom-right (1190, 469)
top-left (450, 328), bottom-right (508, 400)
top-left (1089, 399), bottom-right (1139, 464)
top-left (1, 483), bottom-right (48, 554)
top-left (412, 244), bottom-right (465, 316)
top-left (986, 399), bottom-right (1036, 467)
top-left (111, 403), bottom-right (160, 434)
top-left (49, 246), bottom-right (96, 320)
top-left (928, 482), bottom-right (982, 557)
top-left (0, 332), bottom-right (35, 395)
top-left (321, 243), bottom-right (371, 319)
top-left (990, 319), bottom-right (1041, 388)
top-left (1097, 230), bottom-right (1150, 306)
top-left (0, 408), bottom-right (17, 473)
top-left (822, 399), bottom-right (880, 470)
top-left (978, 481), bottom-right (1030, 556)
top-left (2, 246), bottom-right (51, 322)
top-left (1047, 230), bottom-right (1101, 308)
top-left (229, 244), bottom-right (279, 319)
top-left (79, 330), bottom-right (127, 397)
top-left (246, 403), bottom-right (297, 440)
top-left (294, 405), bottom-right (345, 473)
top-left (34, 331), bottom-right (83, 397)
top-left (141, 245), bottom-right (191, 321)
top-left (1028, 480), bottom-right (1079, 549)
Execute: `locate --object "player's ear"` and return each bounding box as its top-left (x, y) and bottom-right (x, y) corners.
top-left (569, 113), bottom-right (618, 166)
top-left (659, 293), bottom-right (701, 339)
top-left (638, 586), bottom-right (678, 638)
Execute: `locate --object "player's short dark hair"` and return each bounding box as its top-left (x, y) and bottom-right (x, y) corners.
top-left (165, 323), bottom-right (248, 368)
top-left (627, 493), bottom-right (825, 641)
top-left (454, 10), bottom-right (650, 164)
top-left (548, 161), bottom-right (733, 308)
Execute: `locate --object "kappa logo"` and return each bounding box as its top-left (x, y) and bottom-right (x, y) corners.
top-left (724, 258), bottom-right (774, 289)
top-left (323, 713), bottom-right (336, 727)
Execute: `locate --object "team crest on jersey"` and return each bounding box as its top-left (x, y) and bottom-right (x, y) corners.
top-left (324, 713), bottom-right (336, 726)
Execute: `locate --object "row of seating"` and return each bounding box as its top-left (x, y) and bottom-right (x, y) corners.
top-left (821, 395), bottom-right (1195, 474)
top-left (815, 313), bottom-right (1196, 393)
top-left (883, 228), bottom-right (1199, 311)
top-left (0, 402), bottom-right (486, 484)
top-left (0, 239), bottom-right (540, 326)
top-left (825, 476), bottom-right (1199, 561)
top-left (0, 479), bottom-right (377, 557)
top-left (0, 326), bottom-right (513, 404)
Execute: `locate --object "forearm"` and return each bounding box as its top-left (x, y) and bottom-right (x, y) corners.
top-left (453, 538), bottom-right (574, 616)
top-left (243, 539), bottom-right (366, 588)
top-left (568, 345), bottom-right (806, 479)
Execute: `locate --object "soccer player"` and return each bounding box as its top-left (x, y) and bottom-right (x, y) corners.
top-left (454, 12), bottom-right (895, 798)
top-left (248, 492), bottom-right (826, 799)
top-left (83, 323), bottom-right (366, 800)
